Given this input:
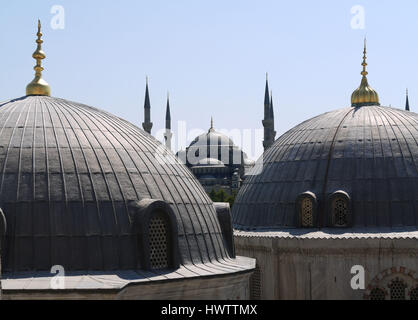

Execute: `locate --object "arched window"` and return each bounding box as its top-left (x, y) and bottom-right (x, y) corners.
top-left (296, 192), bottom-right (317, 228)
top-left (328, 191), bottom-right (351, 227)
top-left (409, 287), bottom-right (418, 300)
top-left (149, 211), bottom-right (170, 270)
top-left (301, 198), bottom-right (314, 227)
top-left (366, 269), bottom-right (418, 301)
top-left (389, 278), bottom-right (407, 300)
top-left (369, 288), bottom-right (386, 300)
top-left (332, 197), bottom-right (348, 226)
top-left (130, 199), bottom-right (180, 271)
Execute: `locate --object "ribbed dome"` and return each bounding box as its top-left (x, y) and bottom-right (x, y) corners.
top-left (0, 96), bottom-right (229, 271)
top-left (232, 106), bottom-right (418, 229)
top-left (185, 127), bottom-right (253, 170)
top-left (189, 129), bottom-right (235, 148)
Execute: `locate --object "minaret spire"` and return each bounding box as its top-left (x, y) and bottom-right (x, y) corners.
top-left (26, 20), bottom-right (51, 96)
top-left (164, 92), bottom-right (173, 150)
top-left (142, 77), bottom-right (153, 134)
top-left (270, 90), bottom-right (276, 141)
top-left (262, 73), bottom-right (274, 151)
top-left (264, 73), bottom-right (270, 119)
top-left (406, 88), bottom-right (410, 111)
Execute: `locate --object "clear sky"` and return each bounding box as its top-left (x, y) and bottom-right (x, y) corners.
top-left (1, 0), bottom-right (417, 159)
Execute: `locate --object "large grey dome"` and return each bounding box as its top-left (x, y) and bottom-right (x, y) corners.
top-left (233, 105), bottom-right (418, 230)
top-left (0, 95), bottom-right (230, 271)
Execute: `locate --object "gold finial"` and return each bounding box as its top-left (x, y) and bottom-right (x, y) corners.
top-left (351, 38), bottom-right (380, 107)
top-left (26, 20), bottom-right (51, 96)
top-left (361, 38), bottom-right (368, 77)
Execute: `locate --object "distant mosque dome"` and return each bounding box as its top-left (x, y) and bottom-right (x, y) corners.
top-left (183, 118), bottom-right (253, 169)
top-left (178, 118), bottom-right (255, 194)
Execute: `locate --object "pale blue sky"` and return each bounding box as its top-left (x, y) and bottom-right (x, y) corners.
top-left (1, 0), bottom-right (417, 159)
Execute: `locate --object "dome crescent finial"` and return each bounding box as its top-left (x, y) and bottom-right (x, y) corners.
top-left (26, 19), bottom-right (51, 96)
top-left (351, 38), bottom-right (380, 107)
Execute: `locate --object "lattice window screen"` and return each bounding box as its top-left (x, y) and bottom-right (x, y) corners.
top-left (389, 278), bottom-right (407, 300)
top-left (301, 197), bottom-right (314, 227)
top-left (333, 197), bottom-right (348, 226)
top-left (369, 288), bottom-right (386, 300)
top-left (250, 265), bottom-right (261, 300)
top-left (410, 288), bottom-right (418, 300)
top-left (149, 216), bottom-right (169, 270)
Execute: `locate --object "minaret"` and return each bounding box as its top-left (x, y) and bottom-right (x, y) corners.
top-left (142, 77), bottom-right (153, 134)
top-left (270, 90), bottom-right (276, 142)
top-left (262, 73), bottom-right (274, 151)
top-left (406, 89), bottom-right (410, 111)
top-left (26, 20), bottom-right (51, 96)
top-left (164, 93), bottom-right (173, 150)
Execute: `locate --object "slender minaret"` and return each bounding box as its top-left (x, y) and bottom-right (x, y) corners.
top-left (142, 77), bottom-right (153, 134)
top-left (270, 90), bottom-right (276, 142)
top-left (262, 73), bottom-right (274, 151)
top-left (164, 93), bottom-right (173, 150)
top-left (406, 89), bottom-right (410, 111)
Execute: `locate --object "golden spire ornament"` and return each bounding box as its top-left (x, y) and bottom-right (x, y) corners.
top-left (351, 39), bottom-right (379, 107)
top-left (26, 20), bottom-right (51, 96)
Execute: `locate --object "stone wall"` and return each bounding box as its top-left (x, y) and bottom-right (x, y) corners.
top-left (235, 235), bottom-right (418, 300)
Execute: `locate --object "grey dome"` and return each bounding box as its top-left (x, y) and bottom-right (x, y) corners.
top-left (189, 130), bottom-right (234, 148)
top-left (192, 158), bottom-right (226, 168)
top-left (185, 128), bottom-right (253, 170)
top-left (233, 105), bottom-right (418, 230)
top-left (0, 96), bottom-right (230, 271)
